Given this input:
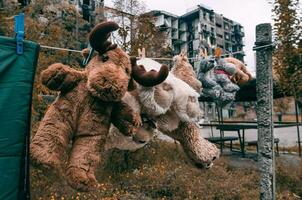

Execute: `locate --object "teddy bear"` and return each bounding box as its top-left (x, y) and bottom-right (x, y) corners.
top-left (172, 50), bottom-right (202, 93)
top-left (30, 21), bottom-right (169, 191)
top-left (224, 57), bottom-right (253, 86)
top-left (198, 48), bottom-right (242, 105)
top-left (105, 53), bottom-right (219, 169)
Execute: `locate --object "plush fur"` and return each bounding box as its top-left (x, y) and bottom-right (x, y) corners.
top-left (198, 57), bottom-right (240, 105)
top-left (137, 58), bottom-right (201, 122)
top-left (163, 122), bottom-right (218, 169)
top-left (30, 22), bottom-right (169, 192)
top-left (224, 57), bottom-right (253, 86)
top-left (172, 52), bottom-right (202, 93)
top-left (106, 58), bottom-right (219, 168)
top-left (105, 92), bottom-right (157, 151)
top-left (31, 48), bottom-right (139, 191)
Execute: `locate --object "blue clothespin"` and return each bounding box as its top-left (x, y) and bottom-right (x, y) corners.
top-left (82, 43), bottom-right (94, 67)
top-left (14, 14), bottom-right (25, 55)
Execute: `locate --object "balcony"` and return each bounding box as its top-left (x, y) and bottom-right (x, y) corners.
top-left (172, 38), bottom-right (186, 45)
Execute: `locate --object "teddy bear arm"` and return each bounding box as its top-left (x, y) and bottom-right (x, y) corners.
top-left (111, 101), bottom-right (142, 136)
top-left (41, 63), bottom-right (84, 92)
top-left (30, 104), bottom-right (74, 169)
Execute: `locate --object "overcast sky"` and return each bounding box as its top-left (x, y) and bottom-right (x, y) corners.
top-left (106, 0), bottom-right (274, 74)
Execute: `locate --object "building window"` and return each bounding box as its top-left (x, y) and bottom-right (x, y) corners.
top-left (211, 27), bottom-right (214, 32)
top-left (210, 14), bottom-right (214, 22)
top-left (225, 33), bottom-right (230, 40)
top-left (210, 37), bottom-right (216, 45)
top-left (217, 34), bottom-right (223, 38)
top-left (224, 23), bottom-right (229, 30)
top-left (231, 35), bottom-right (235, 42)
top-left (225, 43), bottom-right (232, 52)
top-left (216, 23), bottom-right (222, 28)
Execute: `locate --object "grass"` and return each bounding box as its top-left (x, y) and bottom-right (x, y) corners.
top-left (30, 111), bottom-right (302, 199)
top-left (30, 138), bottom-right (302, 199)
top-left (31, 140), bottom-right (261, 200)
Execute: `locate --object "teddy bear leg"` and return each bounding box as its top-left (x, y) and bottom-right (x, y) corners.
top-left (65, 105), bottom-right (111, 191)
top-left (31, 106), bottom-right (73, 170)
top-left (165, 122), bottom-right (220, 169)
top-left (66, 135), bottom-right (102, 191)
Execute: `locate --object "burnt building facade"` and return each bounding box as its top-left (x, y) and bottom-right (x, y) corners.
top-left (150, 4), bottom-right (245, 65)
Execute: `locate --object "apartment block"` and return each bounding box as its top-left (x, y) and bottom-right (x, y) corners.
top-left (150, 4), bottom-right (245, 66)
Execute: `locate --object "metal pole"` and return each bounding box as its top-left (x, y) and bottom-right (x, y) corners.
top-left (254, 23), bottom-right (275, 200)
top-left (295, 99), bottom-right (301, 156)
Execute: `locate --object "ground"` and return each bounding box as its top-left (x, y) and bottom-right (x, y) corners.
top-left (30, 139), bottom-right (302, 200)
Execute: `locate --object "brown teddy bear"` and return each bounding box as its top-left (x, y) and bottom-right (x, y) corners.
top-left (30, 21), bottom-right (169, 191)
top-left (224, 57), bottom-right (253, 86)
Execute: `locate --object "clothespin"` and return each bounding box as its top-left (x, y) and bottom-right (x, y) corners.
top-left (14, 14), bottom-right (25, 55)
top-left (82, 43), bottom-right (94, 67)
top-left (138, 48), bottom-right (146, 59)
top-left (214, 47), bottom-right (222, 59)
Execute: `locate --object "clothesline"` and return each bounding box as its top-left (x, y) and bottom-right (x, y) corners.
top-left (40, 45), bottom-right (83, 53)
top-left (39, 44), bottom-right (254, 61)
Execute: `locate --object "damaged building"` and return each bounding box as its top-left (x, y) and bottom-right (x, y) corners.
top-left (150, 4), bottom-right (245, 68)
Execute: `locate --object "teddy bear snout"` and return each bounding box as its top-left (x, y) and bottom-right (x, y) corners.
top-left (87, 66), bottom-right (129, 102)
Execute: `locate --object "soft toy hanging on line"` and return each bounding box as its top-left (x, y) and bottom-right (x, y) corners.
top-left (30, 21), bottom-right (169, 191)
top-left (172, 50), bottom-right (202, 93)
top-left (198, 48), bottom-right (252, 106)
top-left (105, 48), bottom-right (219, 169)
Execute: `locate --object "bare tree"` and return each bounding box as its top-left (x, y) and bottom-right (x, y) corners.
top-left (130, 13), bottom-right (172, 58)
top-left (112, 0), bottom-right (145, 51)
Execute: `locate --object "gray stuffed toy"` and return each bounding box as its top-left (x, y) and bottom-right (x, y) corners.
top-left (198, 49), bottom-right (239, 106)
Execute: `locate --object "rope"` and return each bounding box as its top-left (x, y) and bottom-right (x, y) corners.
top-left (37, 44), bottom-right (252, 61)
top-left (40, 45), bottom-right (82, 53)
top-left (38, 42), bottom-right (299, 61)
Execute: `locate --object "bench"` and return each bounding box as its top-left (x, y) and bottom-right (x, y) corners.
top-left (247, 138), bottom-right (280, 155)
top-left (206, 136), bottom-right (239, 152)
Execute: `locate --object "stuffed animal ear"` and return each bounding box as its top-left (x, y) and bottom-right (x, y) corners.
top-left (138, 48), bottom-right (146, 58)
top-left (142, 48), bottom-right (146, 58)
top-left (89, 21), bottom-right (119, 54)
top-left (214, 47), bottom-right (222, 59)
top-left (180, 49), bottom-right (187, 57)
top-left (138, 49), bottom-right (142, 58)
top-left (200, 48), bottom-right (208, 58)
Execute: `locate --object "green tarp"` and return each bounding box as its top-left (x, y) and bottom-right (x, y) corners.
top-left (0, 36), bottom-right (39, 200)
